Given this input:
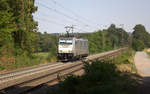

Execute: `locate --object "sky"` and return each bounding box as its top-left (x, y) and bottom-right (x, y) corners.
top-left (34, 0), bottom-right (150, 33)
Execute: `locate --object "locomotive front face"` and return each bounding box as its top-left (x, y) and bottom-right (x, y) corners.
top-left (58, 38), bottom-right (73, 53)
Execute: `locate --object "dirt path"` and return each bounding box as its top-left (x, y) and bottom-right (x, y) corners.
top-left (134, 52), bottom-right (150, 94)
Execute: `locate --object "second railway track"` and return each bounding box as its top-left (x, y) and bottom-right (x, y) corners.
top-left (0, 63), bottom-right (64, 80)
top-left (0, 48), bottom-right (128, 94)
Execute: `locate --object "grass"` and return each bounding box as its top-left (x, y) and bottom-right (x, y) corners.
top-left (0, 52), bottom-right (56, 71)
top-left (144, 48), bottom-right (150, 57)
top-left (114, 49), bottom-right (137, 73)
top-left (0, 55), bottom-right (43, 71)
top-left (49, 49), bottom-right (141, 94)
top-left (146, 52), bottom-right (150, 56)
top-left (33, 52), bottom-right (49, 60)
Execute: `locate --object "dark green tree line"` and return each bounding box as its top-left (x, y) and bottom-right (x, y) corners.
top-left (81, 24), bottom-right (130, 54)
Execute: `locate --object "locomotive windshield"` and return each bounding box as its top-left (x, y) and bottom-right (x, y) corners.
top-left (59, 42), bottom-right (72, 45)
top-left (59, 38), bottom-right (73, 45)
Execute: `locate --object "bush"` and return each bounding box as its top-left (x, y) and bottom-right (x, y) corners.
top-left (53, 58), bottom-right (139, 94)
top-left (132, 39), bottom-right (145, 51)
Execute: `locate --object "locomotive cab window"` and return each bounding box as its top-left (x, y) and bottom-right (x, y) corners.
top-left (59, 42), bottom-right (72, 45)
top-left (59, 39), bottom-right (73, 45)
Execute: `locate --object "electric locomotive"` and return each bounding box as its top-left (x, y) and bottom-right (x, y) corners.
top-left (57, 37), bottom-right (88, 61)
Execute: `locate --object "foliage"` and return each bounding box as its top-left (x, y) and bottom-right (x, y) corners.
top-left (36, 32), bottom-right (58, 52)
top-left (80, 24), bottom-right (130, 54)
top-left (0, 0), bottom-right (38, 56)
top-left (114, 49), bottom-right (137, 73)
top-left (132, 24), bottom-right (150, 51)
top-left (132, 39), bottom-right (145, 51)
top-left (0, 54), bottom-right (45, 70)
top-left (51, 50), bottom-right (140, 94)
top-left (34, 32), bottom-right (58, 61)
top-left (0, 0), bottom-right (42, 70)
top-left (146, 51), bottom-right (150, 57)
top-left (34, 52), bottom-right (49, 59)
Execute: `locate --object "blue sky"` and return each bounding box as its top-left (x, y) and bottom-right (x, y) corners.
top-left (34, 0), bottom-right (150, 33)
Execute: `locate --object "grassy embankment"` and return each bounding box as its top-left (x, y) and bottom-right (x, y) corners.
top-left (144, 49), bottom-right (150, 57)
top-left (49, 49), bottom-right (141, 94)
top-left (147, 52), bottom-right (150, 56)
top-left (146, 51), bottom-right (150, 57)
top-left (0, 52), bottom-right (56, 71)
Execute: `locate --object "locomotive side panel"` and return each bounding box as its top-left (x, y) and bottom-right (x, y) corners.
top-left (74, 39), bottom-right (88, 58)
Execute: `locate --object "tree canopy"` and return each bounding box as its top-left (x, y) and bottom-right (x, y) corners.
top-left (0, 0), bottom-right (38, 56)
top-left (132, 24), bottom-right (150, 50)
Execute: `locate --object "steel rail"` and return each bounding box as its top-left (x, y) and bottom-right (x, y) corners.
top-left (0, 63), bottom-right (64, 80)
top-left (0, 47), bottom-right (128, 94)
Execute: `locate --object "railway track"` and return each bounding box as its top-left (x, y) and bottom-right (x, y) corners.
top-left (0, 48), bottom-right (127, 94)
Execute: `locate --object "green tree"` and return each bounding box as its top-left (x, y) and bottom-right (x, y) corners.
top-left (106, 24), bottom-right (129, 48)
top-left (132, 24), bottom-right (150, 48)
top-left (0, 0), bottom-right (16, 55)
top-left (80, 24), bottom-right (129, 54)
top-left (132, 39), bottom-right (145, 51)
top-left (0, 0), bottom-right (38, 55)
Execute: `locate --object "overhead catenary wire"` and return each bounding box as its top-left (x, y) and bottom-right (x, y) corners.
top-left (34, 11), bottom-right (95, 32)
top-left (37, 2), bottom-right (86, 25)
top-left (36, 1), bottom-right (99, 31)
top-left (50, 0), bottom-right (100, 29)
top-left (35, 16), bottom-right (91, 33)
top-left (35, 10), bottom-right (93, 31)
top-left (35, 10), bottom-right (75, 25)
top-left (35, 17), bottom-right (66, 27)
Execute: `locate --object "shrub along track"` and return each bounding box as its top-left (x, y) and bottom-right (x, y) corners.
top-left (0, 48), bottom-right (127, 94)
